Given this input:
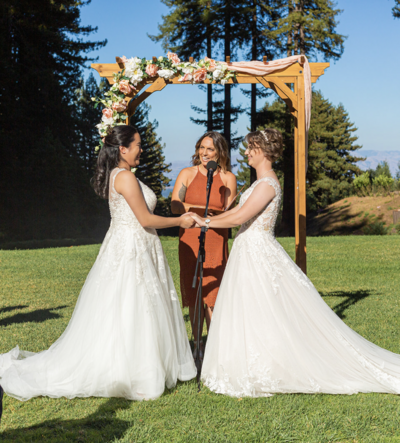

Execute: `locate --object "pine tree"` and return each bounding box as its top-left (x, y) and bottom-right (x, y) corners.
top-left (255, 0), bottom-right (346, 235)
top-left (149, 0), bottom-right (216, 130)
top-left (236, 146), bottom-right (251, 188)
top-left (245, 91), bottom-right (363, 220)
top-left (75, 74), bottom-right (108, 173)
top-left (0, 0), bottom-right (106, 242)
top-left (130, 104), bottom-right (171, 201)
top-left (374, 161), bottom-right (393, 179)
top-left (150, 0), bottom-right (246, 152)
top-left (393, 0), bottom-right (400, 18)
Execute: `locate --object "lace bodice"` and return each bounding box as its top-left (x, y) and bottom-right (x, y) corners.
top-left (238, 176), bottom-right (281, 236)
top-left (109, 168), bottom-right (157, 229)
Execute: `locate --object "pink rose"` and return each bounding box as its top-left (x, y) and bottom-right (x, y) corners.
top-left (112, 101), bottom-right (127, 112)
top-left (145, 64), bottom-right (159, 77)
top-left (193, 68), bottom-right (207, 83)
top-left (118, 80), bottom-right (132, 94)
top-left (204, 56), bottom-right (216, 71)
top-left (102, 108), bottom-right (113, 119)
top-left (167, 51), bottom-right (181, 64)
top-left (120, 55), bottom-right (128, 64)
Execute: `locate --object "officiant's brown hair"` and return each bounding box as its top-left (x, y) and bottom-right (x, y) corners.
top-left (191, 131), bottom-right (231, 172)
top-left (245, 128), bottom-right (283, 162)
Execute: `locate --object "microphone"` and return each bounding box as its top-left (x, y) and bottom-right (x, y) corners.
top-left (205, 161), bottom-right (218, 191)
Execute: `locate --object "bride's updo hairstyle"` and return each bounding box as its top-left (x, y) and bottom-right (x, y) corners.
top-left (244, 128), bottom-right (283, 162)
top-left (92, 125), bottom-right (139, 199)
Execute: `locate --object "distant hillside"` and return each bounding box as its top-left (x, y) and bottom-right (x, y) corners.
top-left (357, 150), bottom-right (400, 176)
top-left (307, 194), bottom-right (400, 236)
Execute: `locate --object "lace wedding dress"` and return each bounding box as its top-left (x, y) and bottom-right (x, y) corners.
top-left (201, 176), bottom-right (400, 397)
top-left (0, 168), bottom-right (196, 401)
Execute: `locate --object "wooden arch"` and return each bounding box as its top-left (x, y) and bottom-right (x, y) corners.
top-left (92, 57), bottom-right (329, 274)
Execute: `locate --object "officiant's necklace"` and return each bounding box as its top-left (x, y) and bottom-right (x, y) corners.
top-left (258, 169), bottom-right (273, 180)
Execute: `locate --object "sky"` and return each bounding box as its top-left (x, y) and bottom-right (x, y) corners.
top-left (80, 0), bottom-right (400, 164)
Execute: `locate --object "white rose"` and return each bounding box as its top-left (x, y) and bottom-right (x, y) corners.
top-left (213, 69), bottom-right (223, 80)
top-left (130, 68), bottom-right (143, 85)
top-left (158, 56), bottom-right (164, 62)
top-left (101, 115), bottom-right (114, 125)
top-left (124, 57), bottom-right (142, 77)
top-left (158, 69), bottom-right (175, 79)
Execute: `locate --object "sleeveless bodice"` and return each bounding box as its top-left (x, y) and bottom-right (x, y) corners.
top-left (109, 168), bottom-right (157, 230)
top-left (237, 176), bottom-right (281, 236)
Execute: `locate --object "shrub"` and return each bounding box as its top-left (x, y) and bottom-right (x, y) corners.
top-left (395, 224), bottom-right (400, 234)
top-left (363, 221), bottom-right (388, 235)
top-left (353, 172), bottom-right (370, 189)
top-left (373, 175), bottom-right (395, 188)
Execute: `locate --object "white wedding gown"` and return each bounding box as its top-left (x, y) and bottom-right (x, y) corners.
top-left (201, 176), bottom-right (400, 397)
top-left (0, 168), bottom-right (196, 401)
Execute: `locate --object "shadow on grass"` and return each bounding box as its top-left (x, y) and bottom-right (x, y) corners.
top-left (0, 305), bottom-right (28, 315)
top-left (0, 306), bottom-right (68, 327)
top-left (0, 398), bottom-right (131, 442)
top-left (320, 290), bottom-right (374, 319)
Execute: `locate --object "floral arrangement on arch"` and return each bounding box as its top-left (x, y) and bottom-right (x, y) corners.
top-left (93, 52), bottom-right (235, 150)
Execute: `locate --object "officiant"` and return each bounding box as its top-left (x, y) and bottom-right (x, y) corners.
top-left (171, 132), bottom-right (237, 359)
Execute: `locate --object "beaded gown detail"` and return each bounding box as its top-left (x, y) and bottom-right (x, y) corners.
top-left (0, 168), bottom-right (196, 401)
top-left (201, 176), bottom-right (400, 397)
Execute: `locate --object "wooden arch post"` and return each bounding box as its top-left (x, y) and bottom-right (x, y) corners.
top-left (92, 58), bottom-right (329, 274)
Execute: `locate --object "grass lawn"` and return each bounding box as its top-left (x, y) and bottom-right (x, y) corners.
top-left (0, 235), bottom-right (400, 442)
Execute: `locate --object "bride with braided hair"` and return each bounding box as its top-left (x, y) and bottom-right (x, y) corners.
top-left (190, 128), bottom-right (400, 398)
top-left (0, 125), bottom-right (196, 401)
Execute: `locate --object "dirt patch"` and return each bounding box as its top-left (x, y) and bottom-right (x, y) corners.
top-left (307, 193), bottom-right (400, 236)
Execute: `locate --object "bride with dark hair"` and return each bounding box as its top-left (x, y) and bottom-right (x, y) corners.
top-left (0, 125), bottom-right (196, 401)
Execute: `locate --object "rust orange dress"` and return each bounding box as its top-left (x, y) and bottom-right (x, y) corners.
top-left (179, 168), bottom-right (229, 308)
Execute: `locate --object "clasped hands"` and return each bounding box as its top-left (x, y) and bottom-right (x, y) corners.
top-left (179, 212), bottom-right (206, 229)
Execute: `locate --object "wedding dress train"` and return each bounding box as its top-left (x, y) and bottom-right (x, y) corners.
top-left (201, 176), bottom-right (400, 397)
top-left (0, 168), bottom-right (196, 401)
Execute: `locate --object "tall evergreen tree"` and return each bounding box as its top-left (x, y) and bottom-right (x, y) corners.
top-left (150, 0), bottom-right (246, 153)
top-left (75, 74), bottom-right (108, 173)
top-left (393, 0), bottom-right (400, 18)
top-left (256, 0), bottom-right (346, 235)
top-left (130, 104), bottom-right (171, 201)
top-left (237, 91), bottom-right (363, 225)
top-left (0, 0), bottom-right (106, 242)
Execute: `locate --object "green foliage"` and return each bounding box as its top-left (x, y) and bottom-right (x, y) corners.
top-left (353, 172), bottom-right (370, 189)
top-left (363, 221), bottom-right (389, 236)
top-left (394, 0), bottom-right (400, 18)
top-left (130, 104), bottom-right (171, 201)
top-left (236, 146), bottom-right (251, 188)
top-left (266, 0), bottom-right (345, 60)
top-left (0, 0), bottom-right (107, 242)
top-left (373, 175), bottom-right (395, 189)
top-left (395, 161), bottom-right (400, 181)
top-left (375, 160), bottom-right (393, 179)
top-left (1, 236), bottom-right (400, 441)
top-left (395, 223), bottom-right (400, 234)
top-left (256, 91), bottom-right (363, 213)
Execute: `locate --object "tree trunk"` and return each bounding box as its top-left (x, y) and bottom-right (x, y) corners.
top-left (207, 13), bottom-right (213, 131)
top-left (250, 0), bottom-right (257, 184)
top-left (224, 0), bottom-right (231, 154)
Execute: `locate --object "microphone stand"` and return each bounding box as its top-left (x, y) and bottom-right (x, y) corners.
top-left (192, 165), bottom-right (215, 392)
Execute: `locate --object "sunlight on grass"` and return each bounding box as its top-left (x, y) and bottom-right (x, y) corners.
top-left (0, 236), bottom-right (400, 442)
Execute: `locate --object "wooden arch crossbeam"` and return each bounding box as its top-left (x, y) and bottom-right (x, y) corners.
top-left (92, 57), bottom-right (329, 274)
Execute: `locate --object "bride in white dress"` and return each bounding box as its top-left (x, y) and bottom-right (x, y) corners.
top-left (0, 125), bottom-right (196, 401)
top-left (191, 128), bottom-right (400, 398)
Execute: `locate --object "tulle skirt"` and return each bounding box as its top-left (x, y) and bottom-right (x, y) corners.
top-left (0, 224), bottom-right (196, 401)
top-left (201, 230), bottom-right (400, 397)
